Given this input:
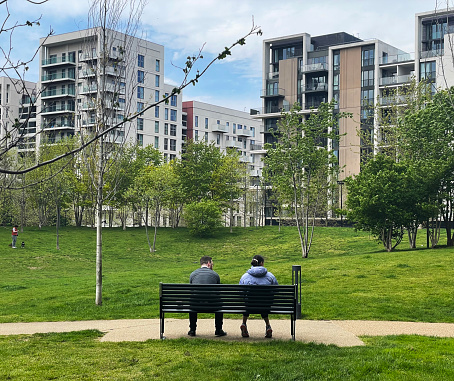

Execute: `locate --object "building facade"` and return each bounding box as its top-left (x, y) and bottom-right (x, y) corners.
top-left (37, 28), bottom-right (184, 157)
top-left (0, 77), bottom-right (37, 153)
top-left (183, 100), bottom-right (265, 177)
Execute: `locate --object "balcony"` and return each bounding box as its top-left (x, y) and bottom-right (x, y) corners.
top-left (420, 49), bottom-right (443, 59)
top-left (212, 123), bottom-right (228, 133)
top-left (379, 74), bottom-right (412, 86)
top-left (80, 69), bottom-right (96, 78)
top-left (301, 83), bottom-right (328, 92)
top-left (261, 87), bottom-right (285, 98)
top-left (236, 128), bottom-right (252, 137)
top-left (226, 140), bottom-right (242, 149)
top-left (379, 95), bottom-right (407, 106)
top-left (240, 156), bottom-right (252, 163)
top-left (41, 104), bottom-right (75, 115)
top-left (300, 63), bottom-right (328, 72)
top-left (41, 72), bottom-right (76, 83)
top-left (42, 55), bottom-right (76, 66)
top-left (42, 121), bottom-right (75, 130)
top-left (379, 52), bottom-right (415, 65)
top-left (268, 71), bottom-right (279, 80)
top-left (41, 88), bottom-right (75, 98)
top-left (250, 143), bottom-right (263, 151)
top-left (79, 52), bottom-right (98, 62)
top-left (249, 169), bottom-right (261, 177)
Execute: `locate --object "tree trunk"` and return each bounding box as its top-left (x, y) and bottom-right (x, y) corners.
top-left (95, 139), bottom-right (104, 306)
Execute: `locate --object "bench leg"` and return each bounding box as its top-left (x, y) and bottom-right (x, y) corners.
top-left (160, 311), bottom-right (164, 340)
top-left (291, 314), bottom-right (296, 341)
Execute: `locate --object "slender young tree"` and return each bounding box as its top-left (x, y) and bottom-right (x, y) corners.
top-left (264, 101), bottom-right (350, 258)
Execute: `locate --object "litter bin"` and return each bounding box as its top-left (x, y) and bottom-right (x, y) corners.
top-left (292, 265), bottom-right (302, 319)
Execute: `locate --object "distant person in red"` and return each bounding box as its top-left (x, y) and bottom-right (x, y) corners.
top-left (11, 225), bottom-right (18, 249)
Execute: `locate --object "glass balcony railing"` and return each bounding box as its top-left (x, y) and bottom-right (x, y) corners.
top-left (379, 74), bottom-right (412, 86)
top-left (42, 104), bottom-right (75, 113)
top-left (41, 88), bottom-right (76, 97)
top-left (42, 56), bottom-right (76, 66)
top-left (300, 63), bottom-right (328, 72)
top-left (379, 52), bottom-right (415, 65)
top-left (41, 72), bottom-right (76, 82)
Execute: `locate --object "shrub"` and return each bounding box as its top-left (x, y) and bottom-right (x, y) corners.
top-left (183, 200), bottom-right (223, 237)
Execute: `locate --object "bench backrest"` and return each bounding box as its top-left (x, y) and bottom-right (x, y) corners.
top-left (160, 283), bottom-right (296, 315)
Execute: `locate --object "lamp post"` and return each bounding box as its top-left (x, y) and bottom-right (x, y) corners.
top-left (337, 180), bottom-right (344, 227)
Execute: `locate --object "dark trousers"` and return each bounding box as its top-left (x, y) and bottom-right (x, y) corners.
top-left (189, 312), bottom-right (223, 331)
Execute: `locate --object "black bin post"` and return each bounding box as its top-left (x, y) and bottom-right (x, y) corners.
top-left (292, 265), bottom-right (302, 319)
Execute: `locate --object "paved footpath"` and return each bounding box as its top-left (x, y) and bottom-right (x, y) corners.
top-left (1, 319), bottom-right (454, 347)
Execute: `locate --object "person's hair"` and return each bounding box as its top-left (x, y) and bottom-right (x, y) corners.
top-left (251, 255), bottom-right (264, 267)
top-left (200, 256), bottom-right (212, 266)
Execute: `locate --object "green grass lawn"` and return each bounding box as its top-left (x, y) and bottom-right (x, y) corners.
top-left (0, 225), bottom-right (452, 323)
top-left (0, 225), bottom-right (453, 380)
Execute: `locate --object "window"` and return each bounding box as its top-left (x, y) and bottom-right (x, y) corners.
top-left (420, 61), bottom-right (436, 81)
top-left (155, 90), bottom-right (160, 102)
top-left (156, 59), bottom-right (160, 72)
top-left (154, 136), bottom-right (159, 148)
top-left (155, 106), bottom-right (159, 118)
top-left (138, 70), bottom-right (145, 83)
top-left (361, 70), bottom-right (374, 87)
top-left (195, 130), bottom-right (199, 141)
top-left (170, 109), bottom-right (177, 122)
top-left (233, 123), bottom-right (236, 134)
top-left (165, 108), bottom-right (169, 120)
top-left (138, 54), bottom-right (144, 68)
top-left (137, 102), bottom-right (144, 112)
top-left (333, 74), bottom-right (339, 90)
top-left (361, 48), bottom-right (374, 67)
top-left (205, 118), bottom-right (208, 129)
top-left (164, 123), bottom-right (169, 135)
top-left (170, 124), bottom-right (177, 136)
top-left (205, 132), bottom-right (208, 141)
top-left (361, 89), bottom-right (374, 107)
top-left (170, 139), bottom-right (176, 151)
top-left (137, 86), bottom-right (144, 99)
top-left (195, 115), bottom-right (199, 127)
top-left (216, 134), bottom-right (220, 145)
top-left (238, 124), bottom-right (242, 129)
top-left (251, 127), bottom-right (255, 137)
top-left (118, 98), bottom-right (125, 109)
top-left (164, 138), bottom-right (168, 150)
top-left (137, 134), bottom-right (143, 146)
top-left (137, 118), bottom-right (143, 130)
top-left (170, 95), bottom-right (177, 106)
top-left (155, 121), bottom-right (159, 133)
top-left (155, 75), bottom-right (160, 87)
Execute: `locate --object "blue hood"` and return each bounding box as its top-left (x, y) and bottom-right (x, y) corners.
top-left (247, 266), bottom-right (269, 277)
top-left (239, 266), bottom-right (278, 285)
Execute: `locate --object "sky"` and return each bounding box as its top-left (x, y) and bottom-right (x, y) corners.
top-left (1, 0), bottom-right (446, 112)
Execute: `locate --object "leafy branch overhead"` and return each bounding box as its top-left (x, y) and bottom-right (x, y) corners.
top-left (0, 13), bottom-right (261, 175)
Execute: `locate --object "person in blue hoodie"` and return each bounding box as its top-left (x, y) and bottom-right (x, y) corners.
top-left (239, 255), bottom-right (278, 338)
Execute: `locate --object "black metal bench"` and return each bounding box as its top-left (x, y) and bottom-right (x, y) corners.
top-left (159, 283), bottom-right (297, 340)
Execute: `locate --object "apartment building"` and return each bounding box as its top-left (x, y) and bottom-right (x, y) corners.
top-left (37, 28), bottom-right (184, 156)
top-left (0, 77), bottom-right (37, 153)
top-left (252, 8), bottom-right (454, 223)
top-left (183, 100), bottom-right (265, 177)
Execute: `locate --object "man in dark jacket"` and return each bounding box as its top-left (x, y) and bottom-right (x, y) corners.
top-left (188, 256), bottom-right (227, 337)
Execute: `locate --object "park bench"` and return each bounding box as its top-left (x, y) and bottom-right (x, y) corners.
top-left (159, 283), bottom-right (297, 340)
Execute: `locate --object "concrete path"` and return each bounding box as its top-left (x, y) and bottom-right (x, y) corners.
top-left (1, 319), bottom-right (454, 347)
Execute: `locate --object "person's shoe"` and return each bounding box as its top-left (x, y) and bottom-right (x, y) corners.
top-left (188, 330), bottom-right (196, 336)
top-left (215, 329), bottom-right (227, 337)
top-left (12, 246), bottom-right (16, 249)
top-left (240, 323), bottom-right (249, 338)
top-left (265, 326), bottom-right (273, 338)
